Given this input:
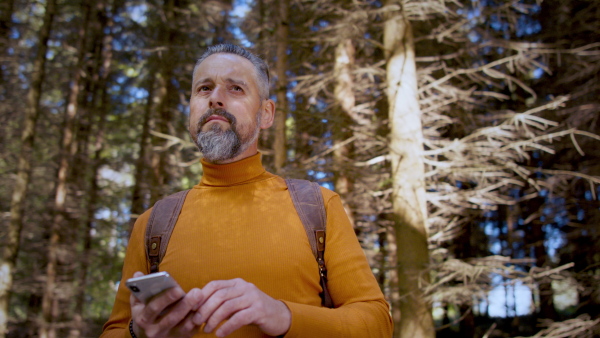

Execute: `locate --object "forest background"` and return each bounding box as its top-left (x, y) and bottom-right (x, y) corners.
top-left (0, 0), bottom-right (599, 337)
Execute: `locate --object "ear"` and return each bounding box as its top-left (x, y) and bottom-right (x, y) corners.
top-left (259, 99), bottom-right (275, 129)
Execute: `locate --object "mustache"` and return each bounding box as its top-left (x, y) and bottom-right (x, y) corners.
top-left (198, 108), bottom-right (237, 129)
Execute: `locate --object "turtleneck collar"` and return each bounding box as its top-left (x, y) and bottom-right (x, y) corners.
top-left (199, 152), bottom-right (269, 187)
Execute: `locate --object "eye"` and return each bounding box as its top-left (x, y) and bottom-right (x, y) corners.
top-left (231, 85), bottom-right (243, 92)
top-left (198, 85), bottom-right (210, 92)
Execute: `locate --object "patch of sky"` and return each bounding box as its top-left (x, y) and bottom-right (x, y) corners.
top-left (115, 75), bottom-right (127, 84)
top-left (544, 227), bottom-right (564, 259)
top-left (286, 91), bottom-right (295, 101)
top-left (316, 99), bottom-right (328, 111)
top-left (516, 15), bottom-right (541, 37)
top-left (321, 182), bottom-right (334, 190)
top-left (112, 39), bottom-right (123, 52)
top-left (180, 104), bottom-right (190, 116)
top-left (95, 207), bottom-right (111, 220)
top-left (487, 278), bottom-right (533, 317)
top-left (577, 209), bottom-right (585, 221)
top-left (484, 220), bottom-right (499, 236)
top-left (128, 3), bottom-right (148, 26)
top-left (131, 87), bottom-right (148, 100)
top-left (230, 0), bottom-right (252, 47)
top-left (307, 170), bottom-right (328, 181)
top-left (313, 45), bottom-right (322, 53)
top-left (490, 241), bottom-right (502, 255)
top-left (9, 27), bottom-right (20, 39)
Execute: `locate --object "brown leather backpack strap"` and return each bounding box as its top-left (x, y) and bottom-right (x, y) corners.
top-left (145, 190), bottom-right (190, 273)
top-left (285, 179), bottom-right (333, 308)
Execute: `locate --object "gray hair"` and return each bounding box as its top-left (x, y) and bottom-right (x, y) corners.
top-left (193, 44), bottom-right (270, 101)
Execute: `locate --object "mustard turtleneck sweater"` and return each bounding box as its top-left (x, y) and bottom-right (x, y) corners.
top-left (102, 153), bottom-right (393, 337)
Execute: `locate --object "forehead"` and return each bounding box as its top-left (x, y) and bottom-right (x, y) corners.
top-left (193, 53), bottom-right (258, 84)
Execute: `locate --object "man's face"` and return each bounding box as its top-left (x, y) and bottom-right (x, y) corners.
top-left (189, 53), bottom-right (274, 163)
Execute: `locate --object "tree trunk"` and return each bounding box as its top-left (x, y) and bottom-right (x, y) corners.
top-left (150, 0), bottom-right (181, 201)
top-left (273, 0), bottom-right (289, 173)
top-left (130, 67), bottom-right (157, 228)
top-left (40, 1), bottom-right (92, 336)
top-left (333, 38), bottom-right (356, 223)
top-left (383, 1), bottom-right (434, 337)
top-left (0, 0), bottom-right (56, 336)
top-left (69, 1), bottom-right (114, 335)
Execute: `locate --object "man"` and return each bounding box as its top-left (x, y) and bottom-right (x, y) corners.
top-left (101, 44), bottom-right (393, 337)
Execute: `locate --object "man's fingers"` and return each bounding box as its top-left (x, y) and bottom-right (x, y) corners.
top-left (156, 288), bottom-right (202, 328)
top-left (171, 307), bottom-right (201, 338)
top-left (214, 308), bottom-right (256, 337)
top-left (203, 296), bottom-right (250, 333)
top-left (198, 279), bottom-right (240, 299)
top-left (141, 286), bottom-right (186, 324)
top-left (197, 279), bottom-right (245, 324)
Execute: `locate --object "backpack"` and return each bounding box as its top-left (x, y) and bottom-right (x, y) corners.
top-left (144, 178), bottom-right (334, 308)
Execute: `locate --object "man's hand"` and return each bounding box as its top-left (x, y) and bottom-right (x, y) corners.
top-left (193, 278), bottom-right (291, 337)
top-left (130, 271), bottom-right (203, 338)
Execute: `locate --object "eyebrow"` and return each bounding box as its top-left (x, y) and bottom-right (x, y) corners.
top-left (194, 77), bottom-right (248, 88)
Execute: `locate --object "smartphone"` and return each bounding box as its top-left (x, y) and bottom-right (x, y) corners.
top-left (126, 272), bottom-right (178, 302)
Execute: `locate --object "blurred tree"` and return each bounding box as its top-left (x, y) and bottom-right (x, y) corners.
top-left (273, 0), bottom-right (289, 173)
top-left (1, 0), bottom-right (57, 335)
top-left (383, 0), bottom-right (434, 336)
top-left (40, 0), bottom-right (93, 335)
top-left (70, 0), bottom-right (117, 336)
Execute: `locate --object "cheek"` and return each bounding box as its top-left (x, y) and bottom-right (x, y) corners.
top-left (188, 114), bottom-right (200, 137)
top-left (189, 102), bottom-right (203, 129)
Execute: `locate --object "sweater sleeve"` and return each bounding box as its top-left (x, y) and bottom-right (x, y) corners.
top-left (100, 211), bottom-right (152, 337)
top-left (281, 192), bottom-right (394, 337)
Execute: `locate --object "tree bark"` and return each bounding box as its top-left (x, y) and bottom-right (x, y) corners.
top-left (130, 66), bottom-right (157, 228)
top-left (69, 1), bottom-right (114, 336)
top-left (40, 0), bottom-right (92, 336)
top-left (333, 38), bottom-right (356, 223)
top-left (150, 0), bottom-right (181, 201)
top-left (384, 1), bottom-right (434, 337)
top-left (0, 0), bottom-right (56, 336)
top-left (273, 0), bottom-right (289, 173)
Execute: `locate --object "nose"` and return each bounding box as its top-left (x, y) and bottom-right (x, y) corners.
top-left (209, 87), bottom-right (225, 109)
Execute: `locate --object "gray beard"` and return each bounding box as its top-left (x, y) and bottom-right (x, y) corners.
top-left (196, 124), bottom-right (241, 163)
top-left (196, 113), bottom-right (261, 164)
